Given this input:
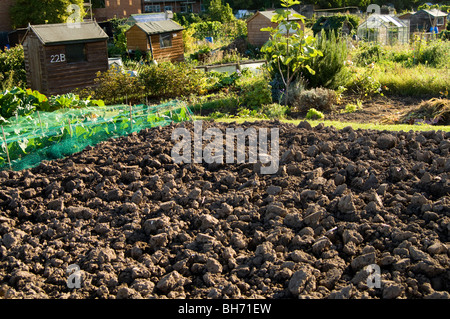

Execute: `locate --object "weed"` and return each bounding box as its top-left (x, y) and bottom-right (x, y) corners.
top-left (306, 108), bottom-right (324, 120)
top-left (341, 99), bottom-right (363, 113)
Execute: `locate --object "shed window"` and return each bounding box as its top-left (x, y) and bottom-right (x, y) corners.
top-left (65, 43), bottom-right (86, 63)
top-left (160, 33), bottom-right (172, 48)
top-left (436, 17), bottom-right (444, 26)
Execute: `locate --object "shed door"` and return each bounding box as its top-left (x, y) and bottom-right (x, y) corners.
top-left (25, 37), bottom-right (43, 92)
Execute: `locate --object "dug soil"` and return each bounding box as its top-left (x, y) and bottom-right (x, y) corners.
top-left (293, 94), bottom-right (438, 125)
top-left (327, 95), bottom-right (425, 124)
top-left (0, 120), bottom-right (449, 299)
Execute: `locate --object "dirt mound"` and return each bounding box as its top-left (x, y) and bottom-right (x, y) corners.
top-left (401, 98), bottom-right (450, 125)
top-left (0, 120), bottom-right (449, 299)
top-left (323, 95), bottom-right (426, 124)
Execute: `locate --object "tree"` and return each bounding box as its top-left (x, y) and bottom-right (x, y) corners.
top-left (208, 0), bottom-right (235, 23)
top-left (10, 0), bottom-right (85, 28)
top-left (261, 0), bottom-right (322, 105)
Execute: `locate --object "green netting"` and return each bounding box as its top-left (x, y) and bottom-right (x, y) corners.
top-left (0, 100), bottom-right (193, 171)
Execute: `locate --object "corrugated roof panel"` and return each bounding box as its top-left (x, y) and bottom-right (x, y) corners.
top-left (360, 14), bottom-right (407, 28)
top-left (422, 9), bottom-right (447, 17)
top-left (384, 15), bottom-right (405, 27)
top-left (135, 20), bottom-right (184, 35)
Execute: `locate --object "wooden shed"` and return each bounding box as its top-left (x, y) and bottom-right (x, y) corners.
top-left (410, 9), bottom-right (448, 33)
top-left (246, 10), bottom-right (304, 47)
top-left (125, 20), bottom-right (184, 63)
top-left (22, 21), bottom-right (109, 96)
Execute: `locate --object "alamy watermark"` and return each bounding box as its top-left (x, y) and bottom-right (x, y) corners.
top-left (366, 4), bottom-right (381, 15)
top-left (66, 264), bottom-right (82, 289)
top-left (66, 4), bottom-right (82, 28)
top-left (365, 264), bottom-right (381, 289)
top-left (171, 121), bottom-right (280, 174)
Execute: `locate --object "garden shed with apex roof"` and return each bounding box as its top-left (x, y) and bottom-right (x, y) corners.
top-left (125, 19), bottom-right (184, 62)
top-left (22, 21), bottom-right (109, 95)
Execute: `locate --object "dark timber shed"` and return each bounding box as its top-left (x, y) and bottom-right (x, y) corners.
top-left (22, 21), bottom-right (109, 95)
top-left (409, 9), bottom-right (448, 33)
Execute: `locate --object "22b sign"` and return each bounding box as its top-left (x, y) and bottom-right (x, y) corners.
top-left (50, 54), bottom-right (66, 63)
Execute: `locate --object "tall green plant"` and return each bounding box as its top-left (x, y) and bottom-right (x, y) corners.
top-left (260, 0), bottom-right (322, 105)
top-left (301, 30), bottom-right (351, 89)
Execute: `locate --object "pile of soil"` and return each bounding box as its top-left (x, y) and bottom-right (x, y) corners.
top-left (0, 120), bottom-right (449, 299)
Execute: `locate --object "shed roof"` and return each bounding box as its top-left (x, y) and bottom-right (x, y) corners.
top-left (420, 9), bottom-right (448, 17)
top-left (27, 21), bottom-right (108, 45)
top-left (247, 9), bottom-right (303, 23)
top-left (132, 20), bottom-right (184, 35)
top-left (397, 12), bottom-right (415, 19)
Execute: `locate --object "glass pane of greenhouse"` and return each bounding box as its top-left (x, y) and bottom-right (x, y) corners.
top-left (357, 14), bottom-right (409, 45)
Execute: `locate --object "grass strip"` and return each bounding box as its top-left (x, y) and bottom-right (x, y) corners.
top-left (194, 116), bottom-right (450, 132)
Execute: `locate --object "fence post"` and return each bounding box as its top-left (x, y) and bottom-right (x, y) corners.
top-left (129, 104), bottom-right (133, 131)
top-left (68, 119), bottom-right (73, 136)
top-left (182, 103), bottom-right (194, 122)
top-left (1, 125), bottom-right (12, 170)
top-left (37, 111), bottom-right (44, 138)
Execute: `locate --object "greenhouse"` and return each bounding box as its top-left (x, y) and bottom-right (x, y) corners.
top-left (357, 14), bottom-right (409, 45)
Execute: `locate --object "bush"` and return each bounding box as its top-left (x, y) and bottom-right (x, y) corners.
top-left (173, 13), bottom-right (205, 26)
top-left (354, 43), bottom-right (386, 66)
top-left (139, 62), bottom-right (208, 98)
top-left (191, 21), bottom-right (224, 40)
top-left (292, 87), bottom-right (337, 112)
top-left (0, 45), bottom-right (26, 90)
top-left (311, 14), bottom-right (360, 36)
top-left (346, 65), bottom-right (383, 100)
top-left (300, 30), bottom-right (351, 89)
top-left (275, 78), bottom-right (307, 106)
top-left (414, 40), bottom-right (450, 68)
top-left (439, 30), bottom-right (450, 40)
top-left (84, 62), bottom-right (212, 104)
top-left (237, 76), bottom-right (272, 109)
top-left (90, 68), bottom-right (144, 105)
top-left (260, 103), bottom-right (288, 119)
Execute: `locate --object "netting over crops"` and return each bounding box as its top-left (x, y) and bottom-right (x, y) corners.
top-left (0, 100), bottom-right (193, 171)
